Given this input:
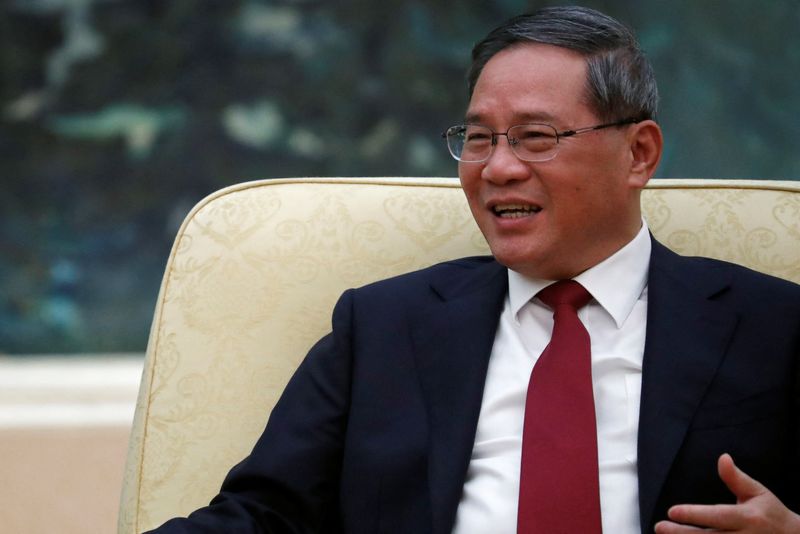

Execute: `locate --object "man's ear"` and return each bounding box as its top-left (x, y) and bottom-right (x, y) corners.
top-left (627, 120), bottom-right (663, 188)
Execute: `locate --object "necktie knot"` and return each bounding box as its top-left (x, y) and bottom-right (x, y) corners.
top-left (537, 280), bottom-right (592, 311)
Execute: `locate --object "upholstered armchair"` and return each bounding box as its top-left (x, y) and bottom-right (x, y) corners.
top-left (118, 177), bottom-right (800, 533)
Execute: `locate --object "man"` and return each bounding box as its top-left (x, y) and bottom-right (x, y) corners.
top-left (149, 6), bottom-right (800, 533)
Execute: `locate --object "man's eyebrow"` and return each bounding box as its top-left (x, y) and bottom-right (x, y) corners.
top-left (516, 111), bottom-right (558, 123)
top-left (463, 111), bottom-right (484, 124)
top-left (463, 110), bottom-right (559, 124)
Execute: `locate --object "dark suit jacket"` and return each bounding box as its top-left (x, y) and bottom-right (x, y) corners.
top-left (150, 238), bottom-right (800, 534)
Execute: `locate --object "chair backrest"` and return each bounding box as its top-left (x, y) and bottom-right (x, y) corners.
top-left (118, 177), bottom-right (800, 533)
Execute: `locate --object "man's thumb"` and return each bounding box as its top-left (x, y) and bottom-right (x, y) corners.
top-left (718, 453), bottom-right (766, 501)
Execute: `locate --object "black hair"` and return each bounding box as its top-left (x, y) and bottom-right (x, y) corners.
top-left (468, 6), bottom-right (658, 121)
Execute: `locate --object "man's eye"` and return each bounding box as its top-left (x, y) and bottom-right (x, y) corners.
top-left (517, 129), bottom-right (551, 139)
top-left (466, 132), bottom-right (490, 141)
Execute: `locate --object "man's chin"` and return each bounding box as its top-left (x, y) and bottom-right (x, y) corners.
top-left (491, 249), bottom-right (547, 279)
top-left (492, 248), bottom-right (582, 280)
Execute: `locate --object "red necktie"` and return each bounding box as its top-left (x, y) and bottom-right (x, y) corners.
top-left (517, 280), bottom-right (602, 534)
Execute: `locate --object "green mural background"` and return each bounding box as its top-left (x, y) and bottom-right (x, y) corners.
top-left (2, 0), bottom-right (799, 355)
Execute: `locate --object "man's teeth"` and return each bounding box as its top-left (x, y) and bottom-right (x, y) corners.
top-left (493, 204), bottom-right (542, 218)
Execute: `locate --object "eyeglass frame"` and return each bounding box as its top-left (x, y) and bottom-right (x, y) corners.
top-left (441, 117), bottom-right (640, 163)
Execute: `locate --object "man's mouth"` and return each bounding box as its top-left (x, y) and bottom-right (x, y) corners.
top-left (492, 204), bottom-right (542, 218)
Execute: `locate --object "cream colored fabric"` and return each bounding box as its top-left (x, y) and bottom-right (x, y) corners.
top-left (118, 177), bottom-right (800, 533)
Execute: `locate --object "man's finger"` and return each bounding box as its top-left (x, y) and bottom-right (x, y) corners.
top-left (653, 519), bottom-right (705, 533)
top-left (666, 503), bottom-right (743, 530)
top-left (717, 453), bottom-right (767, 501)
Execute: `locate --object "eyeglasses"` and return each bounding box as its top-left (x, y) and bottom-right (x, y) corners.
top-left (441, 118), bottom-right (639, 163)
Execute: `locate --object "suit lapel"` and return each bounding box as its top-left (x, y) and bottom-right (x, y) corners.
top-left (637, 240), bottom-right (739, 531)
top-left (410, 259), bottom-right (507, 534)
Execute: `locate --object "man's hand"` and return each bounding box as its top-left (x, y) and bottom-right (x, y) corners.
top-left (654, 453), bottom-right (800, 533)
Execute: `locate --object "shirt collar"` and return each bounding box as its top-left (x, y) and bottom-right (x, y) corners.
top-left (508, 220), bottom-right (651, 328)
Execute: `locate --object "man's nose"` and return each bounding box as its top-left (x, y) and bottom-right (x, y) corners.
top-left (481, 136), bottom-right (529, 183)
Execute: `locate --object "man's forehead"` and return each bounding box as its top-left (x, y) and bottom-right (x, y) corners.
top-left (472, 43), bottom-right (587, 86)
top-left (464, 44), bottom-right (591, 126)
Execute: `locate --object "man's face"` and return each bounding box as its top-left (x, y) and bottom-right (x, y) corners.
top-left (460, 43), bottom-right (644, 280)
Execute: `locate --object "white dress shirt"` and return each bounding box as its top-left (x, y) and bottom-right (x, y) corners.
top-left (452, 222), bottom-right (651, 534)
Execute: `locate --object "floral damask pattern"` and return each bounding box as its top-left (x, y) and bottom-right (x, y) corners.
top-left (383, 191), bottom-right (477, 251)
top-left (641, 184), bottom-right (800, 281)
top-left (119, 178), bottom-right (800, 533)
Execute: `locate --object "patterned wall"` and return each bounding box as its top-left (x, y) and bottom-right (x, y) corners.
top-left (1, 0), bottom-right (798, 354)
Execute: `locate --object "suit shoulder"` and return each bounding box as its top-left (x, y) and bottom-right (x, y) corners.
top-left (690, 255), bottom-right (798, 288)
top-left (355, 255), bottom-right (498, 295)
top-left (678, 254), bottom-right (800, 307)
top-left (334, 257), bottom-right (506, 311)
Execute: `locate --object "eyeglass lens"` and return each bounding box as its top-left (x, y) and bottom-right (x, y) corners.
top-left (446, 124), bottom-right (559, 162)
